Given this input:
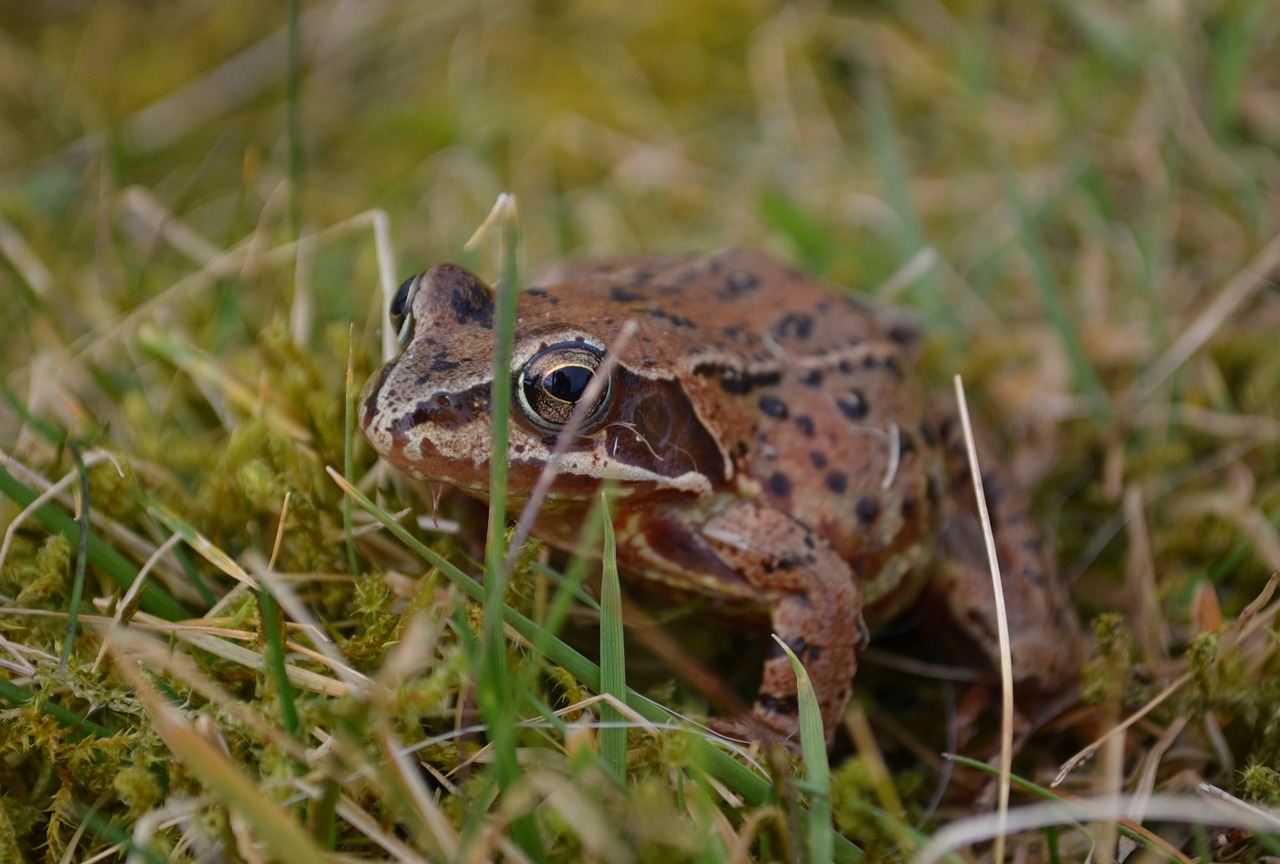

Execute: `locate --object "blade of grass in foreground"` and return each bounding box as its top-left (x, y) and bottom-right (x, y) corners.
top-left (116, 658), bottom-right (332, 864)
top-left (333, 469), bottom-right (864, 861)
top-left (476, 195), bottom-right (545, 861)
top-left (774, 635), bottom-right (834, 864)
top-left (598, 492), bottom-right (627, 782)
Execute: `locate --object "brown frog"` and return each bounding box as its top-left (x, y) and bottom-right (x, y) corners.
top-left (360, 250), bottom-right (1088, 749)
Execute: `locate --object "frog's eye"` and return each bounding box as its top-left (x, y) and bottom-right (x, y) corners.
top-left (516, 342), bottom-right (612, 429)
top-left (390, 276), bottom-right (418, 346)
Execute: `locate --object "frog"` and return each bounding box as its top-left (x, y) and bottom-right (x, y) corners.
top-left (360, 249), bottom-right (1089, 750)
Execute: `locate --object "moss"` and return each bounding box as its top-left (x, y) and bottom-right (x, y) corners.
top-left (12, 534), bottom-right (72, 609)
top-left (829, 756), bottom-right (921, 863)
top-left (1081, 612), bottom-right (1135, 706)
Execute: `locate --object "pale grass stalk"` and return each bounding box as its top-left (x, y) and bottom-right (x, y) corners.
top-left (1123, 485), bottom-right (1170, 663)
top-left (118, 186), bottom-right (223, 265)
top-left (104, 627), bottom-right (313, 765)
top-left (372, 720), bottom-right (462, 860)
top-left (1175, 465), bottom-right (1280, 572)
top-left (953, 375), bottom-right (1014, 864)
top-left (127, 797), bottom-right (213, 864)
top-left (448, 691), bottom-right (673, 775)
top-left (113, 658), bottom-right (332, 864)
top-left (245, 552), bottom-right (371, 693)
top-left (147, 502), bottom-right (259, 590)
top-left (136, 328), bottom-right (315, 445)
top-left (91, 531), bottom-right (183, 671)
top-left (1118, 715), bottom-right (1189, 861)
top-left (524, 773), bottom-right (637, 863)
top-left (0, 211), bottom-right (54, 296)
top-left (0, 449), bottom-right (191, 593)
top-left (915, 791), bottom-right (1280, 864)
top-left (66, 207), bottom-right (394, 369)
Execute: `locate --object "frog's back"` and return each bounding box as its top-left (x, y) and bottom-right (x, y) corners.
top-left (529, 250), bottom-right (946, 622)
top-left (529, 250), bottom-right (898, 362)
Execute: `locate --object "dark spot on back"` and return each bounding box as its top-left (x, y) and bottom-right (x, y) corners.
top-left (794, 415), bottom-right (815, 437)
top-left (825, 471), bottom-right (848, 494)
top-left (757, 693), bottom-right (800, 716)
top-left (898, 431), bottom-right (916, 457)
top-left (431, 356), bottom-right (461, 373)
top-left (648, 308), bottom-right (695, 328)
top-left (722, 271), bottom-right (761, 297)
top-left (758, 394), bottom-right (789, 419)
top-left (885, 356), bottom-right (904, 379)
top-left (610, 286), bottom-right (645, 303)
top-left (901, 496), bottom-right (918, 518)
top-left (809, 451), bottom-right (827, 469)
top-left (774, 312), bottom-right (814, 341)
top-left (769, 471), bottom-right (792, 498)
top-left (692, 362), bottom-right (782, 395)
top-left (801, 368), bottom-right (823, 387)
top-left (855, 497), bottom-right (880, 523)
top-left (837, 389), bottom-right (869, 421)
top-left (920, 421), bottom-right (937, 447)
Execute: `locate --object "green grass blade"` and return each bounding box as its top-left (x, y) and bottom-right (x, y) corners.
top-left (258, 586), bottom-right (301, 745)
top-left (342, 327), bottom-right (360, 576)
top-left (597, 492), bottom-right (627, 782)
top-left (0, 467), bottom-right (187, 621)
top-left (774, 635), bottom-right (834, 864)
top-left (998, 162), bottom-right (1107, 406)
top-left (476, 196), bottom-right (545, 860)
top-left (337, 470), bottom-right (864, 860)
top-left (858, 66), bottom-right (945, 325)
top-left (58, 443), bottom-right (90, 672)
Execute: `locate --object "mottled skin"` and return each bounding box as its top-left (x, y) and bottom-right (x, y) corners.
top-left (361, 250), bottom-right (1088, 749)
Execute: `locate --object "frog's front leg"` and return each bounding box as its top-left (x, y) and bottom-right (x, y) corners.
top-left (621, 494), bottom-right (863, 749)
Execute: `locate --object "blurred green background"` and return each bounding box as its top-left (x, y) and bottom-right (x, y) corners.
top-left (6, 0), bottom-right (1275, 351)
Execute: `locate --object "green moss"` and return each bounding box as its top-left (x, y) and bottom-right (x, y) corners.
top-left (1081, 612), bottom-right (1135, 706)
top-left (12, 534), bottom-right (71, 609)
top-left (829, 756), bottom-right (921, 862)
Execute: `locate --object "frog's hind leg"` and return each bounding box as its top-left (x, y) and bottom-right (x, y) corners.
top-left (927, 407), bottom-right (1090, 730)
top-left (629, 495), bottom-right (864, 751)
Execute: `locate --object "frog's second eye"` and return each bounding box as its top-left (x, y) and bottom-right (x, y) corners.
top-left (516, 342), bottom-right (611, 429)
top-left (390, 276), bottom-right (418, 346)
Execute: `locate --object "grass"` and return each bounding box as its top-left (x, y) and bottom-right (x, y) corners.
top-left (2, 0), bottom-right (1280, 861)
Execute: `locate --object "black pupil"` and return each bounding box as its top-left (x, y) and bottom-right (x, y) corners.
top-left (545, 365), bottom-right (593, 402)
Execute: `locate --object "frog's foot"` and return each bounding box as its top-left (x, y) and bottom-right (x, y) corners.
top-left (694, 497), bottom-right (864, 751)
top-left (706, 713), bottom-right (801, 755)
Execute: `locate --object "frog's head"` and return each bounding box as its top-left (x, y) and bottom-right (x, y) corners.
top-left (360, 263), bottom-right (725, 502)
